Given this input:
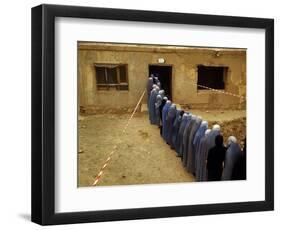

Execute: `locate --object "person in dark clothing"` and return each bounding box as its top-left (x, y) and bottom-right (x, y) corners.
top-left (232, 138), bottom-right (246, 180)
top-left (159, 97), bottom-right (167, 135)
top-left (207, 134), bottom-right (226, 181)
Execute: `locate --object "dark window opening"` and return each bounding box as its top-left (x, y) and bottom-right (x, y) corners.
top-left (197, 65), bottom-right (228, 90)
top-left (95, 64), bottom-right (129, 90)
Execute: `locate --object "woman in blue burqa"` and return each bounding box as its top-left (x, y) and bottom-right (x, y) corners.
top-left (146, 77), bottom-right (154, 107)
top-left (148, 83), bottom-right (157, 113)
top-left (155, 78), bottom-right (161, 89)
top-left (186, 116), bottom-right (202, 173)
top-left (154, 90), bottom-right (165, 126)
top-left (195, 129), bottom-right (211, 181)
top-left (193, 121), bottom-right (208, 175)
top-left (161, 100), bottom-right (172, 140)
top-left (221, 136), bottom-right (242, 181)
top-left (148, 85), bottom-right (159, 124)
top-left (171, 110), bottom-right (185, 149)
top-left (175, 113), bottom-right (190, 157)
top-left (182, 115), bottom-right (197, 167)
top-left (153, 74), bottom-right (161, 88)
top-left (158, 89), bottom-right (165, 98)
top-left (165, 104), bottom-right (177, 145)
top-left (178, 113), bottom-right (192, 160)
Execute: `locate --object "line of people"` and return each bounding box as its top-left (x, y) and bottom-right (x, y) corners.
top-left (146, 75), bottom-right (246, 181)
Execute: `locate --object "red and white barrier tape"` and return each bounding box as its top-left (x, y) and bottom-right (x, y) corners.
top-left (92, 90), bottom-right (146, 186)
top-left (188, 81), bottom-right (246, 101)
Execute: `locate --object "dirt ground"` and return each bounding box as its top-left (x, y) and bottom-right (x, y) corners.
top-left (78, 110), bottom-right (246, 187)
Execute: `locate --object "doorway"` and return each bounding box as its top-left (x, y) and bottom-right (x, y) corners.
top-left (149, 65), bottom-right (172, 100)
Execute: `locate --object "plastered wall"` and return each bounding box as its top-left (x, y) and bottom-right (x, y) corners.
top-left (78, 42), bottom-right (246, 112)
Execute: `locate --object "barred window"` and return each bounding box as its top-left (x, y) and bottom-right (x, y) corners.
top-left (197, 65), bottom-right (228, 90)
top-left (94, 64), bottom-right (128, 90)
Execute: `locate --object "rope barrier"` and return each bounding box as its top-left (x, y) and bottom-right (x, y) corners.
top-left (187, 81), bottom-right (246, 101)
top-left (92, 90), bottom-right (146, 186)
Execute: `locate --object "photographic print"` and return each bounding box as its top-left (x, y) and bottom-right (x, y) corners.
top-left (32, 4), bottom-right (273, 225)
top-left (78, 42), bottom-right (247, 187)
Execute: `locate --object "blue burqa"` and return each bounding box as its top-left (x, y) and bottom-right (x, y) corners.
top-left (148, 88), bottom-right (159, 124)
top-left (146, 77), bottom-right (153, 107)
top-left (171, 110), bottom-right (183, 149)
top-left (175, 113), bottom-right (189, 156)
top-left (157, 81), bottom-right (161, 88)
top-left (154, 77), bottom-right (161, 88)
top-left (195, 130), bottom-right (211, 182)
top-left (179, 114), bottom-right (192, 157)
top-left (154, 94), bottom-right (163, 126)
top-left (166, 104), bottom-right (177, 145)
top-left (222, 142), bottom-right (242, 180)
top-left (182, 115), bottom-right (197, 167)
top-left (159, 90), bottom-right (165, 98)
top-left (186, 117), bottom-right (202, 173)
top-left (193, 122), bottom-right (208, 176)
top-left (161, 100), bottom-right (171, 139)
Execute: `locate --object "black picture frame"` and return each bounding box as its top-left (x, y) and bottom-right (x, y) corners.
top-left (31, 4), bottom-right (274, 225)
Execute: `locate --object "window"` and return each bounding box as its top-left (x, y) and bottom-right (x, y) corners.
top-left (197, 65), bottom-right (228, 90)
top-left (94, 64), bottom-right (129, 90)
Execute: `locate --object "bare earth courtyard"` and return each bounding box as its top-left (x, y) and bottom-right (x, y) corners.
top-left (78, 110), bottom-right (246, 187)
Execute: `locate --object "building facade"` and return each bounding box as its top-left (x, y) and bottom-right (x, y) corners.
top-left (78, 42), bottom-right (246, 113)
